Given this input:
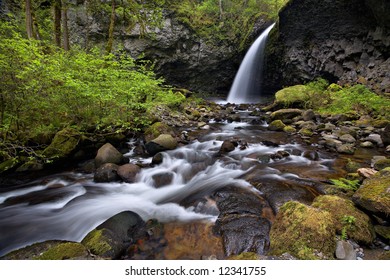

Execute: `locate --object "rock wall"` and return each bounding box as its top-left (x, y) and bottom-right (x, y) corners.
top-left (67, 3), bottom-right (256, 95)
top-left (264, 0), bottom-right (390, 94)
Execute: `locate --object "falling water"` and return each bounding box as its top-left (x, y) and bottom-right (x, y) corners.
top-left (227, 23), bottom-right (275, 104)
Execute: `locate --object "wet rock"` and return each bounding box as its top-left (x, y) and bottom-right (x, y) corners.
top-left (374, 225), bottom-right (390, 242)
top-left (15, 160), bottom-right (44, 172)
top-left (303, 109), bottom-right (316, 121)
top-left (151, 152), bottom-right (164, 165)
top-left (360, 141), bottom-right (375, 148)
top-left (82, 211), bottom-right (144, 259)
top-left (1, 241), bottom-right (92, 260)
top-left (152, 172), bottom-right (174, 188)
top-left (386, 145), bottom-right (390, 153)
top-left (117, 163), bottom-right (141, 183)
top-left (269, 201), bottom-right (336, 259)
top-left (283, 125), bottom-right (297, 134)
top-left (302, 150), bottom-right (320, 161)
top-left (94, 163), bottom-right (120, 183)
top-left (380, 124), bottom-right (390, 146)
top-left (298, 128), bottom-right (314, 137)
top-left (363, 134), bottom-right (383, 147)
top-left (218, 140), bottom-right (237, 154)
top-left (95, 143), bottom-right (125, 168)
top-left (145, 134), bottom-right (178, 156)
top-left (312, 195), bottom-right (375, 244)
top-left (336, 240), bottom-right (356, 260)
top-left (353, 168), bottom-right (390, 217)
top-left (373, 158), bottom-right (390, 171)
top-left (270, 109), bottom-right (303, 120)
top-left (268, 120), bottom-right (286, 131)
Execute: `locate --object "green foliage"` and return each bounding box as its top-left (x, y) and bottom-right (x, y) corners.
top-left (0, 21), bottom-right (184, 159)
top-left (340, 215), bottom-right (356, 240)
top-left (167, 0), bottom-right (288, 47)
top-left (330, 178), bottom-right (360, 192)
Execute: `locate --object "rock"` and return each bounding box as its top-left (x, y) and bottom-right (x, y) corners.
top-left (363, 134), bottom-right (384, 147)
top-left (373, 158), bottom-right (390, 171)
top-left (145, 134), bottom-right (178, 156)
top-left (337, 144), bottom-right (355, 154)
top-left (269, 201), bottom-right (336, 259)
top-left (273, 85), bottom-right (312, 108)
top-left (312, 195), bottom-right (375, 244)
top-left (339, 134), bottom-right (356, 143)
top-left (152, 172), bottom-right (174, 188)
top-left (298, 128), bottom-right (313, 137)
top-left (335, 240), bottom-right (356, 260)
top-left (42, 128), bottom-right (81, 159)
top-left (15, 160), bottom-right (44, 172)
top-left (386, 145), bottom-right (390, 153)
top-left (151, 152), bottom-right (164, 165)
top-left (144, 122), bottom-right (175, 143)
top-left (353, 168), bottom-right (390, 217)
top-left (270, 109), bottom-right (303, 120)
top-left (360, 141), bottom-right (375, 148)
top-left (268, 120), bottom-right (286, 131)
top-left (218, 140), bottom-right (237, 154)
top-left (303, 109), bottom-right (316, 121)
top-left (283, 125), bottom-right (297, 134)
top-left (357, 168), bottom-right (378, 179)
top-left (374, 225), bottom-right (390, 242)
top-left (117, 164), bottom-right (141, 183)
top-left (1, 241), bottom-right (91, 260)
top-left (95, 143), bottom-right (125, 168)
top-left (81, 211), bottom-right (144, 259)
top-left (302, 150), bottom-right (320, 161)
top-left (94, 163), bottom-right (120, 183)
top-left (380, 124), bottom-right (390, 146)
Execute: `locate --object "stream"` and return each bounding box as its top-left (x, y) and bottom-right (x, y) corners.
top-left (0, 107), bottom-right (363, 258)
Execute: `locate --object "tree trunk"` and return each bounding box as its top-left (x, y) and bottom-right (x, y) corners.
top-left (25, 0), bottom-right (34, 39)
top-left (54, 0), bottom-right (62, 47)
top-left (106, 0), bottom-right (116, 54)
top-left (219, 0), bottom-right (223, 20)
top-left (62, 0), bottom-right (70, 51)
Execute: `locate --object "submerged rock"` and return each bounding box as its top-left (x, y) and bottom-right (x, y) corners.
top-left (94, 163), bottom-right (120, 183)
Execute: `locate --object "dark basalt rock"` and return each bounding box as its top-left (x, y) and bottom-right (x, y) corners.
top-left (264, 0), bottom-right (390, 94)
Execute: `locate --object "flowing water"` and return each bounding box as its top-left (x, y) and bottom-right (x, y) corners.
top-left (227, 23), bottom-right (275, 104)
top-left (0, 110), bottom-right (345, 257)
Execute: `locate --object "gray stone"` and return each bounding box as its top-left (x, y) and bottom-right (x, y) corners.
top-left (95, 143), bottom-right (125, 168)
top-left (336, 240), bottom-right (356, 260)
top-left (360, 141), bottom-right (375, 148)
top-left (94, 163), bottom-right (120, 183)
top-left (363, 134), bottom-right (383, 147)
top-left (117, 164), bottom-right (141, 183)
top-left (339, 134), bottom-right (356, 143)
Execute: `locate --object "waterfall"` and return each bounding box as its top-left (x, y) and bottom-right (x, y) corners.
top-left (227, 23), bottom-right (275, 104)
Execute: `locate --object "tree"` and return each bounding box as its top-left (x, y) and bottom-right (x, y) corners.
top-left (25, 0), bottom-right (34, 39)
top-left (61, 0), bottom-right (70, 51)
top-left (106, 0), bottom-right (116, 54)
top-left (53, 0), bottom-right (61, 47)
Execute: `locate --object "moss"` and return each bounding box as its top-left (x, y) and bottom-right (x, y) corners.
top-left (372, 119), bottom-right (389, 128)
top-left (269, 201), bottom-right (336, 259)
top-left (42, 128), bottom-right (81, 159)
top-left (34, 242), bottom-right (88, 260)
top-left (144, 122), bottom-right (174, 142)
top-left (298, 128), bottom-right (313, 137)
top-left (352, 168), bottom-right (390, 216)
top-left (374, 225), bottom-right (390, 241)
top-left (283, 126), bottom-right (297, 134)
top-left (268, 120), bottom-right (286, 131)
top-left (81, 229), bottom-right (112, 256)
top-left (373, 158), bottom-right (390, 171)
top-left (274, 85), bottom-right (312, 108)
top-left (312, 195), bottom-right (374, 244)
top-left (0, 157), bottom-right (19, 173)
top-left (228, 252), bottom-right (260, 260)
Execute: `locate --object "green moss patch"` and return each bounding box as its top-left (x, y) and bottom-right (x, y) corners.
top-left (34, 242), bottom-right (88, 260)
top-left (312, 195), bottom-right (374, 244)
top-left (81, 229), bottom-right (113, 257)
top-left (42, 128), bottom-right (81, 159)
top-left (269, 201), bottom-right (336, 259)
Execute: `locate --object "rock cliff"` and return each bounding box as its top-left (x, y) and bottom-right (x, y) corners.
top-left (264, 0), bottom-right (390, 94)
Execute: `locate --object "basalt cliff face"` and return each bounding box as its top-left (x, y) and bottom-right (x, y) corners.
top-left (68, 4), bottom-right (266, 95)
top-left (264, 0), bottom-right (390, 94)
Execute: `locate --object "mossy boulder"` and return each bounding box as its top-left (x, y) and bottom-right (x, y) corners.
top-left (1, 240), bottom-right (90, 260)
top-left (228, 252), bottom-right (261, 260)
top-left (81, 211), bottom-right (144, 259)
top-left (374, 225), bottom-right (390, 242)
top-left (373, 158), bottom-right (390, 171)
top-left (274, 85), bottom-right (312, 108)
top-left (298, 128), bottom-right (314, 137)
top-left (270, 109), bottom-right (303, 120)
top-left (0, 157), bottom-right (19, 174)
top-left (42, 128), bottom-right (81, 159)
top-left (144, 122), bottom-right (175, 143)
top-left (312, 195), bottom-right (375, 244)
top-left (268, 120), bottom-right (286, 131)
top-left (283, 125), bottom-right (297, 134)
top-left (269, 201), bottom-right (336, 259)
top-left (94, 143), bottom-right (125, 168)
top-left (145, 134), bottom-right (178, 156)
top-left (352, 168), bottom-right (390, 216)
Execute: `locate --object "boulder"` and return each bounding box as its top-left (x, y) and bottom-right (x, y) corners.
top-left (380, 124), bottom-right (390, 146)
top-left (95, 143), bottom-right (125, 168)
top-left (81, 211), bottom-right (144, 259)
top-left (352, 168), bottom-right (390, 217)
top-left (270, 109), bottom-right (303, 120)
top-left (335, 240), bottom-right (356, 260)
top-left (42, 128), bottom-right (81, 159)
top-left (268, 120), bottom-right (286, 131)
top-left (218, 140), bottom-right (237, 154)
top-left (269, 201), bottom-right (336, 259)
top-left (117, 164), bottom-right (141, 183)
top-left (152, 172), bottom-right (174, 188)
top-left (144, 122), bottom-right (175, 143)
top-left (312, 195), bottom-right (374, 244)
top-left (145, 134), bottom-right (178, 156)
top-left (94, 163), bottom-right (120, 183)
